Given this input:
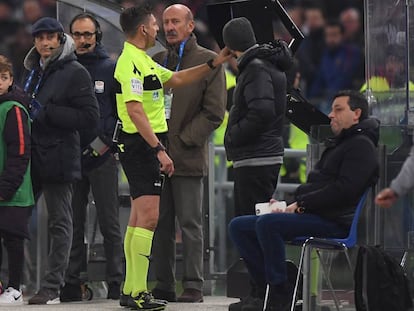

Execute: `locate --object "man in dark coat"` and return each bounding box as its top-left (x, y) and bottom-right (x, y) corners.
top-left (222, 17), bottom-right (293, 216)
top-left (228, 90), bottom-right (379, 311)
top-left (151, 4), bottom-right (226, 303)
top-left (23, 17), bottom-right (99, 305)
top-left (59, 13), bottom-right (123, 302)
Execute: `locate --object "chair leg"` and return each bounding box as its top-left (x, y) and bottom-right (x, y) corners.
top-left (401, 250), bottom-right (408, 267)
top-left (291, 242), bottom-right (306, 311)
top-left (263, 284), bottom-right (270, 311)
top-left (343, 248), bottom-right (353, 272)
top-left (316, 250), bottom-right (341, 311)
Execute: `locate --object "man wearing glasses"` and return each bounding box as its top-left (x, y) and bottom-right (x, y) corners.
top-left (59, 13), bottom-right (123, 302)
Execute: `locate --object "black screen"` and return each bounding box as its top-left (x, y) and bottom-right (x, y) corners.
top-left (207, 0), bottom-right (274, 48)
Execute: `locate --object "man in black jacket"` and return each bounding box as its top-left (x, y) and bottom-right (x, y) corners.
top-left (222, 17), bottom-right (293, 216)
top-left (23, 17), bottom-right (99, 305)
top-left (59, 13), bottom-right (123, 302)
top-left (228, 90), bottom-right (379, 311)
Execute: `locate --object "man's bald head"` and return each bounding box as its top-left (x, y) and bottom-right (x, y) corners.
top-left (162, 3), bottom-right (195, 45)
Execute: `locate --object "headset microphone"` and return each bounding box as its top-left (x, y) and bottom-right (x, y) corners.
top-left (82, 43), bottom-right (92, 49)
top-left (143, 29), bottom-right (158, 42)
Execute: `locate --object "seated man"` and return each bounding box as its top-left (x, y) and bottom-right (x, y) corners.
top-left (228, 90), bottom-right (379, 311)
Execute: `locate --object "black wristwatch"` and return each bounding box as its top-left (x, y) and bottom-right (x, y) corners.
top-left (295, 206), bottom-right (305, 214)
top-left (206, 59), bottom-right (216, 70)
top-left (153, 141), bottom-right (166, 154)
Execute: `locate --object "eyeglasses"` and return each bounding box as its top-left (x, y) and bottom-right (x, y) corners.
top-left (71, 31), bottom-right (96, 39)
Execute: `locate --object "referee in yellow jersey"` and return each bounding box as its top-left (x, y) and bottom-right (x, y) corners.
top-left (115, 4), bottom-right (232, 310)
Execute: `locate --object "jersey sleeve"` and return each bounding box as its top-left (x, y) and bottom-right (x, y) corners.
top-left (156, 63), bottom-right (173, 84)
top-left (114, 58), bottom-right (144, 104)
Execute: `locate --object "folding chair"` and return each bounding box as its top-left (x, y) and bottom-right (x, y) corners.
top-left (262, 189), bottom-right (369, 311)
top-left (290, 190), bottom-right (369, 311)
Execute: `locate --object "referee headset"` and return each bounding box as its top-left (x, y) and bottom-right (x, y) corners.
top-left (69, 12), bottom-right (103, 44)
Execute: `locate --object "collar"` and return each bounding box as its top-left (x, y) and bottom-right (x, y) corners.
top-left (166, 33), bottom-right (196, 54)
top-left (236, 44), bottom-right (259, 65)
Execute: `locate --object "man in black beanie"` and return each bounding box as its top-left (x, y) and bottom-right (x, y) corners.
top-left (222, 17), bottom-right (293, 217)
top-left (222, 17), bottom-right (257, 52)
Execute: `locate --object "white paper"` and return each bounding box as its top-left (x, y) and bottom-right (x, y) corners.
top-left (255, 201), bottom-right (287, 215)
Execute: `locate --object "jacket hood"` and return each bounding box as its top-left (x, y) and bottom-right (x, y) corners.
top-left (238, 39), bottom-right (293, 73)
top-left (0, 84), bottom-right (30, 109)
top-left (23, 33), bottom-right (76, 70)
top-left (327, 117), bottom-right (380, 147)
top-left (76, 43), bottom-right (110, 62)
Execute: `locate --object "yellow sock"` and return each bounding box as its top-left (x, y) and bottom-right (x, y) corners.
top-left (122, 226), bottom-right (134, 295)
top-left (131, 227), bottom-right (154, 297)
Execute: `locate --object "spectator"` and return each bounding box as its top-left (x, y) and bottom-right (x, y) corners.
top-left (151, 3), bottom-right (226, 303)
top-left (23, 17), bottom-right (99, 305)
top-left (4, 21), bottom-right (33, 86)
top-left (0, 54), bottom-right (34, 306)
top-left (114, 4), bottom-right (231, 310)
top-left (361, 44), bottom-right (414, 92)
top-left (229, 90), bottom-right (379, 311)
top-left (296, 4), bottom-right (326, 94)
top-left (38, 0), bottom-right (56, 18)
top-left (23, 0), bottom-right (44, 24)
top-left (222, 17), bottom-right (293, 216)
top-left (340, 7), bottom-right (363, 47)
top-left (340, 7), bottom-right (365, 89)
top-left (59, 13), bottom-right (123, 302)
top-left (0, 0), bottom-right (20, 54)
top-left (308, 19), bottom-right (361, 114)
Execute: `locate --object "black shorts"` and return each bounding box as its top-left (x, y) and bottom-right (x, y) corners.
top-left (118, 132), bottom-right (166, 199)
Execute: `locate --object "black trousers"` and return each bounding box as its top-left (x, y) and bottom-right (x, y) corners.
top-left (233, 164), bottom-right (281, 216)
top-left (0, 230), bottom-right (24, 289)
top-left (65, 156), bottom-right (123, 286)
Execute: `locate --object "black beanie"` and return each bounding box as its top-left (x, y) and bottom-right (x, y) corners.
top-left (222, 17), bottom-right (257, 52)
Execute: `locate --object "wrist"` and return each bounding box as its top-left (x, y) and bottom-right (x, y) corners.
top-left (295, 202), bottom-right (305, 214)
top-left (295, 206), bottom-right (305, 214)
top-left (206, 58), bottom-right (216, 70)
top-left (153, 141), bottom-right (166, 154)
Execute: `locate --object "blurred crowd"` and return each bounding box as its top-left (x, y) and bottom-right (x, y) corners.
top-left (0, 0), bottom-right (366, 112)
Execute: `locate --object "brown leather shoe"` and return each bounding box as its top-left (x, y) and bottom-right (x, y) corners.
top-left (177, 288), bottom-right (203, 303)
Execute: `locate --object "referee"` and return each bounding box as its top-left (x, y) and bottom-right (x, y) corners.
top-left (114, 4), bottom-right (232, 310)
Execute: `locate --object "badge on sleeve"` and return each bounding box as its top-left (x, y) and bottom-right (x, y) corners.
top-left (131, 78), bottom-right (143, 95)
top-left (94, 81), bottom-right (105, 93)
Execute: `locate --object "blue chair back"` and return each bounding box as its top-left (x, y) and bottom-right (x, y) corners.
top-left (327, 189), bottom-right (369, 248)
top-left (292, 189), bottom-right (370, 248)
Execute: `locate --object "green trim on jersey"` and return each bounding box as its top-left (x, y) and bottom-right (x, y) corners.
top-left (114, 41), bottom-right (173, 134)
top-left (0, 101), bottom-right (34, 207)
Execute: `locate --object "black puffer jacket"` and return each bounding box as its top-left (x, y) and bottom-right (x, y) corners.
top-left (294, 118), bottom-right (380, 226)
top-left (23, 35), bottom-right (99, 183)
top-left (224, 41), bottom-right (292, 162)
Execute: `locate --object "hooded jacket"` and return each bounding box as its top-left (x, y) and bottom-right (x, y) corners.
top-left (224, 41), bottom-right (293, 164)
top-left (23, 34), bottom-right (99, 183)
top-left (76, 44), bottom-right (117, 173)
top-left (294, 118), bottom-right (380, 226)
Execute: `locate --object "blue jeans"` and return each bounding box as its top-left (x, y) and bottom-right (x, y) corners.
top-left (228, 213), bottom-right (348, 287)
